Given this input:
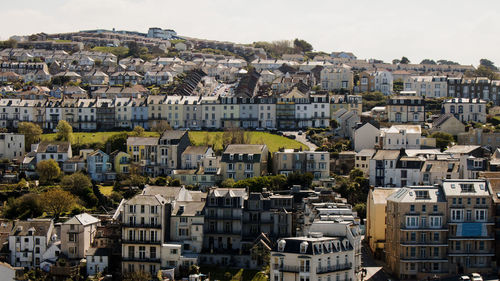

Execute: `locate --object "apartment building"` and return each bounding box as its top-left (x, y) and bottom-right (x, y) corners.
top-left (270, 234), bottom-right (356, 281)
top-left (405, 76), bottom-right (447, 98)
top-left (60, 213), bottom-right (100, 261)
top-left (119, 194), bottom-right (167, 275)
top-left (448, 77), bottom-right (500, 105)
top-left (169, 201), bottom-right (205, 257)
top-left (441, 179), bottom-right (495, 275)
top-left (458, 128), bottom-right (500, 150)
top-left (442, 98), bottom-right (487, 123)
top-left (273, 149), bottom-right (330, 180)
top-left (380, 125), bottom-right (423, 150)
top-left (9, 219), bottom-right (58, 269)
top-left (385, 186), bottom-right (449, 280)
top-left (156, 130), bottom-right (191, 175)
top-left (320, 67), bottom-right (354, 91)
top-left (33, 141), bottom-right (72, 165)
top-left (373, 70), bottom-right (393, 95)
top-left (201, 188), bottom-right (247, 265)
top-left (386, 93), bottom-right (425, 123)
top-left (180, 146), bottom-right (215, 169)
top-left (0, 133), bottom-right (24, 160)
top-left (220, 144), bottom-right (268, 181)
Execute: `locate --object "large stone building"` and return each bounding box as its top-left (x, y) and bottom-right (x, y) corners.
top-left (386, 93), bottom-right (425, 123)
top-left (220, 144), bottom-right (268, 181)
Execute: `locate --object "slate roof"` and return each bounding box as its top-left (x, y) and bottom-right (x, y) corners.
top-left (10, 219), bottom-right (52, 236)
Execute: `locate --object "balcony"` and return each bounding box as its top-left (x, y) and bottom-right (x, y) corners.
top-left (122, 239), bottom-right (161, 245)
top-left (122, 256), bottom-right (161, 263)
top-left (447, 250), bottom-right (494, 256)
top-left (122, 223), bottom-right (162, 229)
top-left (316, 262), bottom-right (352, 274)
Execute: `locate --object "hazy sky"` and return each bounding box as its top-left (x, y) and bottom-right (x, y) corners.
top-left (1, 0), bottom-right (499, 66)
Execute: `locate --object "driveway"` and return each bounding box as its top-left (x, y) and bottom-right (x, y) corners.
top-left (282, 131), bottom-right (318, 151)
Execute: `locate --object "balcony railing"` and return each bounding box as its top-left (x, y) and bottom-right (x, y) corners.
top-left (122, 257), bottom-right (161, 263)
top-left (122, 239), bottom-right (161, 245)
top-left (316, 262), bottom-right (352, 274)
top-left (122, 223), bottom-right (162, 229)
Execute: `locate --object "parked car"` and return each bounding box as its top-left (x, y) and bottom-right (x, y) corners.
top-left (459, 276), bottom-right (470, 281)
top-left (471, 273), bottom-right (483, 281)
top-left (298, 130), bottom-right (303, 135)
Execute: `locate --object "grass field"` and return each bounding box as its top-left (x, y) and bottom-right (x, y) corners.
top-left (98, 185), bottom-right (114, 196)
top-left (189, 131), bottom-right (307, 152)
top-left (41, 131), bottom-right (307, 152)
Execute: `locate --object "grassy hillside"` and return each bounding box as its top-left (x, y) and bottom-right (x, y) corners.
top-left (41, 131), bottom-right (307, 152)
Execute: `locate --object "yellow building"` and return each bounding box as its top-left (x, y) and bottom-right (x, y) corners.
top-left (220, 144), bottom-right (268, 181)
top-left (111, 151), bottom-right (131, 174)
top-left (366, 187), bottom-right (398, 258)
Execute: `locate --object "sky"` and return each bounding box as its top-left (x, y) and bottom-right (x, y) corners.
top-left (1, 0), bottom-right (499, 66)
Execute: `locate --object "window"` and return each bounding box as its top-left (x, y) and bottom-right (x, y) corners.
top-left (430, 216), bottom-right (442, 228)
top-left (475, 209), bottom-right (486, 221)
top-left (451, 209), bottom-right (463, 221)
top-left (433, 232), bottom-right (439, 242)
top-left (406, 216), bottom-right (419, 228)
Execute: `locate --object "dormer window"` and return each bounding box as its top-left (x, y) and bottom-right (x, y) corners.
top-left (300, 241), bottom-right (308, 254)
top-left (238, 154), bottom-right (243, 161)
top-left (278, 240), bottom-right (286, 252)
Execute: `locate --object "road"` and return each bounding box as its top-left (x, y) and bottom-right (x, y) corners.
top-left (361, 242), bottom-right (391, 281)
top-left (282, 131), bottom-right (318, 151)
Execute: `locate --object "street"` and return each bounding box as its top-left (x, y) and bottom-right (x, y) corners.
top-left (361, 242), bottom-right (391, 281)
top-left (282, 131), bottom-right (318, 151)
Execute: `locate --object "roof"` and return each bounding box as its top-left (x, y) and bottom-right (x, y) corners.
top-left (36, 141), bottom-right (71, 153)
top-left (432, 113), bottom-right (460, 127)
top-left (127, 137), bottom-right (158, 146)
top-left (183, 146), bottom-right (209, 155)
top-left (441, 179), bottom-right (489, 197)
top-left (126, 194), bottom-right (167, 205)
top-left (160, 130), bottom-right (187, 140)
top-left (209, 188), bottom-right (247, 198)
top-left (356, 149), bottom-right (376, 157)
top-left (387, 186), bottom-right (445, 203)
top-left (370, 188), bottom-right (399, 205)
top-left (446, 145), bottom-right (481, 154)
top-left (372, 150), bottom-right (400, 160)
top-left (142, 185), bottom-right (184, 201)
top-left (172, 201), bottom-right (205, 216)
top-left (224, 144), bottom-right (266, 154)
top-left (10, 219), bottom-right (52, 236)
top-left (63, 213), bottom-right (99, 226)
top-left (275, 236), bottom-right (352, 255)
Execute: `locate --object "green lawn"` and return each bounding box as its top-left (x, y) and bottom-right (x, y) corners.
top-left (98, 185), bottom-right (114, 196)
top-left (41, 131), bottom-right (307, 152)
top-left (189, 131), bottom-right (307, 152)
top-left (41, 131), bottom-right (159, 145)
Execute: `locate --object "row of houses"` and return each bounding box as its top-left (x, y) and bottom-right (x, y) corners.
top-left (0, 92), bottom-right (362, 131)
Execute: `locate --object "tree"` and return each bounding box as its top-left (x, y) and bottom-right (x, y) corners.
top-left (480, 58), bottom-right (497, 70)
top-left (152, 120), bottom-right (171, 135)
top-left (18, 122), bottom-right (42, 150)
top-left (61, 173), bottom-right (98, 208)
top-left (105, 132), bottom-right (128, 152)
top-left (293, 38), bottom-right (313, 53)
top-left (353, 203), bottom-right (367, 220)
top-left (55, 120), bottom-right (73, 142)
top-left (437, 59), bottom-right (459, 65)
top-left (470, 65), bottom-right (499, 80)
top-left (420, 59), bottom-right (436, 65)
top-left (221, 178), bottom-right (235, 188)
top-left (286, 172), bottom-right (313, 188)
top-left (392, 59), bottom-right (400, 65)
top-left (36, 159), bottom-right (61, 184)
top-left (431, 132), bottom-right (454, 151)
top-left (4, 194), bottom-right (44, 219)
top-left (123, 271), bottom-right (151, 281)
top-left (41, 188), bottom-right (76, 218)
top-left (132, 126), bottom-right (145, 137)
top-left (400, 56), bottom-right (410, 64)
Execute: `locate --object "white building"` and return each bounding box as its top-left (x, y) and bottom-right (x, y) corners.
top-left (9, 219), bottom-right (59, 269)
top-left (373, 70), bottom-right (393, 95)
top-left (442, 98), bottom-right (487, 123)
top-left (353, 122), bottom-right (380, 152)
top-left (86, 248), bottom-right (111, 276)
top-left (271, 234), bottom-right (357, 281)
top-left (381, 125), bottom-right (423, 150)
top-left (0, 133), bottom-right (24, 160)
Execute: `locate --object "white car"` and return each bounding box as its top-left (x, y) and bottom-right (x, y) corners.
top-left (471, 273), bottom-right (483, 281)
top-left (459, 276), bottom-right (470, 281)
